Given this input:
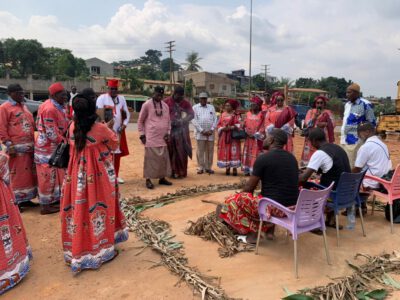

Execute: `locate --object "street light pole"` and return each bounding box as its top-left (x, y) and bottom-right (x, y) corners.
top-left (248, 0), bottom-right (253, 100)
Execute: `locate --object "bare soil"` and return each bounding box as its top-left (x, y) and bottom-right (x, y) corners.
top-left (4, 131), bottom-right (400, 300)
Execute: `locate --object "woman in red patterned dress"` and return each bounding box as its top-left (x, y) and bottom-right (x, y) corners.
top-left (217, 99), bottom-right (242, 176)
top-left (61, 95), bottom-right (128, 274)
top-left (0, 153), bottom-right (32, 294)
top-left (242, 96), bottom-right (265, 176)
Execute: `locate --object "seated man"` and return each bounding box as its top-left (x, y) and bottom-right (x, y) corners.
top-left (299, 128), bottom-right (351, 227)
top-left (218, 129), bottom-right (299, 242)
top-left (353, 122), bottom-right (392, 191)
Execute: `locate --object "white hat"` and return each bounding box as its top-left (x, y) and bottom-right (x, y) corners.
top-left (199, 92), bottom-right (208, 98)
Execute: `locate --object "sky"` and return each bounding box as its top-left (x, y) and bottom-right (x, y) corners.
top-left (1, 0), bottom-right (400, 98)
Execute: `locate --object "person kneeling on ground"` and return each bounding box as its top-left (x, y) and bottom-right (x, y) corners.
top-left (299, 128), bottom-right (351, 228)
top-left (217, 129), bottom-right (299, 243)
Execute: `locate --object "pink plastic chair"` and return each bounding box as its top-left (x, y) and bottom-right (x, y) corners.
top-left (255, 183), bottom-right (334, 278)
top-left (364, 164), bottom-right (400, 233)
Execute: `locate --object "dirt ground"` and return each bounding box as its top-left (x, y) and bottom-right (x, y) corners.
top-left (3, 130), bottom-right (400, 300)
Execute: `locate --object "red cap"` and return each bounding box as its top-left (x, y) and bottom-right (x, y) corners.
top-left (107, 79), bottom-right (119, 88)
top-left (48, 82), bottom-right (65, 96)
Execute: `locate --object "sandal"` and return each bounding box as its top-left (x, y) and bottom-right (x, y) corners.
top-left (325, 221), bottom-right (343, 230)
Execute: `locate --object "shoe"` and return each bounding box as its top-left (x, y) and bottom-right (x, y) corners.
top-left (18, 205), bottom-right (24, 213)
top-left (232, 168), bottom-right (238, 176)
top-left (19, 200), bottom-right (40, 208)
top-left (159, 178), bottom-right (172, 186)
top-left (226, 168), bottom-right (231, 176)
top-left (206, 169), bottom-right (215, 174)
top-left (197, 170), bottom-right (204, 174)
top-left (146, 179), bottom-right (154, 189)
top-left (40, 205), bottom-right (60, 215)
top-left (117, 177), bottom-right (125, 184)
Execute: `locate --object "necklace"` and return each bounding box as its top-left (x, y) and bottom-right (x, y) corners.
top-left (153, 99), bottom-right (163, 117)
top-left (112, 96), bottom-right (119, 105)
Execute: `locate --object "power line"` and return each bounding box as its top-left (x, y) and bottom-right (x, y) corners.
top-left (261, 64), bottom-right (270, 92)
top-left (165, 41), bottom-right (176, 85)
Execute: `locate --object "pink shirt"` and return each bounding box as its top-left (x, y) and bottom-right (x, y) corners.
top-left (34, 99), bottom-right (69, 163)
top-left (0, 99), bottom-right (35, 152)
top-left (138, 99), bottom-right (171, 148)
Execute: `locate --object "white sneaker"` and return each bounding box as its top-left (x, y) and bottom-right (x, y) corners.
top-left (117, 177), bottom-right (125, 184)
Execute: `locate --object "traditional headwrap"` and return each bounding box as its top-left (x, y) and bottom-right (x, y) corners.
top-left (347, 83), bottom-right (360, 93)
top-left (48, 82), bottom-right (65, 96)
top-left (313, 95), bottom-right (329, 108)
top-left (271, 91), bottom-right (284, 106)
top-left (225, 99), bottom-right (239, 110)
top-left (107, 79), bottom-right (119, 88)
top-left (250, 95), bottom-right (263, 107)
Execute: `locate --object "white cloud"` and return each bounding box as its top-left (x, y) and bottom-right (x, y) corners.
top-left (0, 0), bottom-right (399, 97)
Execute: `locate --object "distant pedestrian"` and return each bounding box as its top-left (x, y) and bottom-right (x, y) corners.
top-left (261, 92), bottom-right (273, 112)
top-left (67, 85), bottom-right (78, 119)
top-left (35, 82), bottom-right (69, 214)
top-left (164, 86), bottom-right (194, 179)
top-left (341, 83), bottom-right (376, 167)
top-left (138, 86), bottom-right (173, 189)
top-left (61, 95), bottom-right (128, 274)
top-left (0, 84), bottom-right (38, 211)
top-left (192, 92), bottom-right (218, 174)
top-left (0, 152), bottom-right (32, 295)
top-left (96, 79), bottom-right (130, 184)
top-left (217, 99), bottom-right (242, 176)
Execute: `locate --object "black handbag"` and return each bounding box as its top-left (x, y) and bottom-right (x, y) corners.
top-left (231, 129), bottom-right (247, 140)
top-left (48, 142), bottom-right (70, 168)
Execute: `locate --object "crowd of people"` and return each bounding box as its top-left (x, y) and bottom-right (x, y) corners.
top-left (0, 79), bottom-right (394, 294)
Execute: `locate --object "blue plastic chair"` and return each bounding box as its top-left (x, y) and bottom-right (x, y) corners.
top-left (308, 171), bottom-right (367, 246)
top-left (255, 183), bottom-right (334, 278)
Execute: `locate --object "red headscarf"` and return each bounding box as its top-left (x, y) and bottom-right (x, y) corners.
top-left (225, 99), bottom-right (239, 111)
top-left (107, 79), bottom-right (119, 88)
top-left (48, 82), bottom-right (65, 96)
top-left (250, 96), bottom-right (263, 107)
top-left (270, 91), bottom-right (284, 106)
top-left (313, 95), bottom-right (329, 108)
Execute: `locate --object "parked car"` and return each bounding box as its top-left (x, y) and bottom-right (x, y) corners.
top-left (0, 85), bottom-right (42, 119)
top-left (289, 104), bottom-right (311, 128)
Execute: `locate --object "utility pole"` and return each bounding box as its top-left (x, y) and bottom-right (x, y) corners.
top-left (165, 41), bottom-right (176, 90)
top-left (261, 64), bottom-right (270, 92)
top-left (248, 0), bottom-right (253, 100)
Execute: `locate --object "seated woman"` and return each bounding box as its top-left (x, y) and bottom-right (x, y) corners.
top-left (218, 129), bottom-right (299, 242)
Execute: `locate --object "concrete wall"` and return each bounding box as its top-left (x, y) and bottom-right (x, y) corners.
top-left (185, 72), bottom-right (236, 97)
top-left (85, 58), bottom-right (114, 77)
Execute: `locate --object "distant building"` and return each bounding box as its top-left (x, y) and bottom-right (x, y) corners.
top-left (227, 69), bottom-right (249, 87)
top-left (142, 79), bottom-right (180, 94)
top-left (85, 58), bottom-right (114, 77)
top-left (184, 71), bottom-right (237, 97)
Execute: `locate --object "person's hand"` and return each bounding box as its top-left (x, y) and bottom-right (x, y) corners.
top-left (120, 124), bottom-right (127, 131)
top-left (140, 135), bottom-right (146, 145)
top-left (8, 145), bottom-right (16, 157)
top-left (163, 134), bottom-right (170, 143)
top-left (106, 119), bottom-right (114, 129)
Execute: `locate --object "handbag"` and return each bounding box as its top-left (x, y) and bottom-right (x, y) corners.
top-left (48, 122), bottom-right (71, 169)
top-left (231, 129), bottom-right (247, 140)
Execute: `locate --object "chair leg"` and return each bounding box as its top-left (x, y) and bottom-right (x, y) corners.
top-left (359, 206), bottom-right (366, 237)
top-left (255, 221), bottom-right (263, 255)
top-left (371, 195), bottom-right (376, 216)
top-left (390, 203), bottom-right (394, 234)
top-left (293, 239), bottom-right (298, 278)
top-left (322, 230), bottom-right (331, 265)
top-left (335, 214), bottom-right (340, 247)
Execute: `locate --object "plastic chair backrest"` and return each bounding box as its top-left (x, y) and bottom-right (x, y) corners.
top-left (334, 172), bottom-right (365, 206)
top-left (389, 165), bottom-right (400, 199)
top-left (295, 183), bottom-right (334, 227)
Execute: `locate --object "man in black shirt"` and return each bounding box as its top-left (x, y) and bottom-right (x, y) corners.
top-left (218, 129), bottom-right (299, 242)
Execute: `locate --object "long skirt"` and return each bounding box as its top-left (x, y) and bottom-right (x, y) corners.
top-left (36, 164), bottom-right (65, 205)
top-left (168, 128), bottom-right (191, 177)
top-left (241, 137), bottom-right (261, 174)
top-left (9, 153), bottom-right (37, 204)
top-left (219, 192), bottom-right (294, 235)
top-left (217, 132), bottom-right (241, 169)
top-left (144, 146), bottom-right (171, 179)
top-left (0, 181), bottom-right (32, 295)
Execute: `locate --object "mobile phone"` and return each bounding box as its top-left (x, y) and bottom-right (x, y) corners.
top-left (104, 108), bottom-right (113, 122)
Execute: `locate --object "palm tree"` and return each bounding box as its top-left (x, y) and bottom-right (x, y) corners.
top-left (183, 51), bottom-right (202, 71)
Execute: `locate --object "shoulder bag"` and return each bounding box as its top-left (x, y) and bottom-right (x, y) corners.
top-left (48, 123), bottom-right (71, 169)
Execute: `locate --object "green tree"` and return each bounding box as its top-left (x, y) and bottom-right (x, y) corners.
top-left (184, 79), bottom-right (194, 99)
top-left (161, 58), bottom-right (180, 73)
top-left (295, 77), bottom-right (319, 88)
top-left (318, 77), bottom-right (351, 98)
top-left (183, 51), bottom-right (202, 71)
top-left (140, 49), bottom-right (162, 69)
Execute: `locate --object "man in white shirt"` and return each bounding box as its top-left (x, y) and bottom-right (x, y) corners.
top-left (96, 79), bottom-right (130, 184)
top-left (353, 122), bottom-right (392, 189)
top-left (192, 92), bottom-right (218, 174)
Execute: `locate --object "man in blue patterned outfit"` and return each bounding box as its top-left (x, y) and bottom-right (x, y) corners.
top-left (340, 83), bottom-right (376, 167)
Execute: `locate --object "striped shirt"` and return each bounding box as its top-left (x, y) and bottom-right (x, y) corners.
top-left (192, 103), bottom-right (218, 141)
